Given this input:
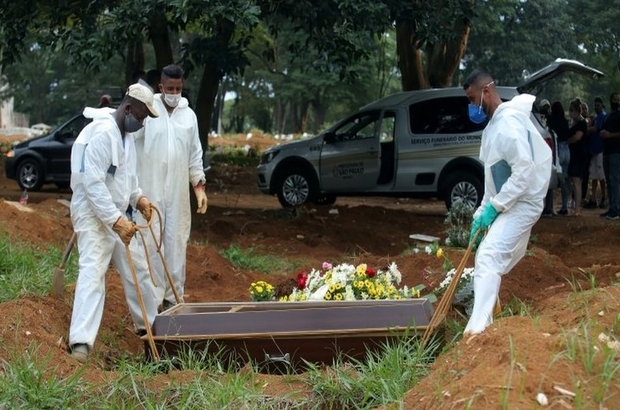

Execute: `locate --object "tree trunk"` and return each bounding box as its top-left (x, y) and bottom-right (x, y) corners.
top-left (195, 63), bottom-right (220, 147)
top-left (290, 101), bottom-right (300, 133)
top-left (274, 99), bottom-right (284, 135)
top-left (194, 18), bottom-right (235, 149)
top-left (125, 41), bottom-right (145, 87)
top-left (298, 99), bottom-right (310, 133)
top-left (149, 10), bottom-right (174, 69)
top-left (311, 98), bottom-right (327, 132)
top-left (395, 19), bottom-right (427, 91)
top-left (425, 18), bottom-right (471, 88)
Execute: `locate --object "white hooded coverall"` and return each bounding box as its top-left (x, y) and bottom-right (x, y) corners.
top-left (69, 107), bottom-right (158, 349)
top-left (465, 94), bottom-right (552, 334)
top-left (134, 96), bottom-right (205, 305)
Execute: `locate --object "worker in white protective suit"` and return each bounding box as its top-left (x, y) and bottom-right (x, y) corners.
top-left (134, 64), bottom-right (207, 311)
top-left (68, 83), bottom-right (160, 363)
top-left (463, 70), bottom-right (552, 336)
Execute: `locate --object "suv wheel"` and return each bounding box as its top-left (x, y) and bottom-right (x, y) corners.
top-left (443, 172), bottom-right (482, 210)
top-left (17, 158), bottom-right (44, 191)
top-left (276, 169), bottom-right (315, 208)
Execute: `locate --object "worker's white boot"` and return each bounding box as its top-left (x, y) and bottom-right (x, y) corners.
top-left (464, 271), bottom-right (501, 335)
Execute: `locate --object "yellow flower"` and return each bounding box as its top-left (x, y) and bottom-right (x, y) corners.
top-left (436, 248), bottom-right (444, 259)
top-left (356, 264), bottom-right (367, 275)
top-left (328, 284), bottom-right (336, 292)
top-left (334, 293), bottom-right (343, 300)
top-left (335, 282), bottom-right (343, 290)
top-left (325, 292), bottom-right (332, 300)
top-left (256, 286), bottom-right (263, 293)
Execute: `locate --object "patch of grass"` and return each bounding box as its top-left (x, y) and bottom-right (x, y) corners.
top-left (0, 231), bottom-right (78, 302)
top-left (305, 335), bottom-right (438, 409)
top-left (0, 349), bottom-right (90, 408)
top-left (220, 244), bottom-right (298, 274)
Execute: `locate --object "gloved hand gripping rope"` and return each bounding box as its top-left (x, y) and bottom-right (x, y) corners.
top-left (121, 204), bottom-right (181, 361)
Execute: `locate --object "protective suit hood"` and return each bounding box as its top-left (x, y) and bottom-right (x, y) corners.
top-left (493, 93), bottom-right (536, 118)
top-left (83, 106), bottom-right (115, 119)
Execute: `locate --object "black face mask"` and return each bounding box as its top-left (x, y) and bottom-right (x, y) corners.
top-left (124, 113), bottom-right (144, 133)
top-left (611, 102), bottom-right (620, 112)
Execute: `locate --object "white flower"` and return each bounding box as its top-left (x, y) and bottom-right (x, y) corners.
top-left (424, 245), bottom-right (432, 255)
top-left (388, 262), bottom-right (402, 284)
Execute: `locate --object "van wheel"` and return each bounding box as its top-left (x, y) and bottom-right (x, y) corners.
top-left (17, 158), bottom-right (44, 191)
top-left (276, 169), bottom-right (316, 208)
top-left (312, 194), bottom-right (337, 206)
top-left (443, 172), bottom-right (482, 210)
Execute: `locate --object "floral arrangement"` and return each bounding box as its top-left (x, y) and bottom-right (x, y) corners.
top-left (279, 261), bottom-right (428, 302)
top-left (248, 280), bottom-right (275, 302)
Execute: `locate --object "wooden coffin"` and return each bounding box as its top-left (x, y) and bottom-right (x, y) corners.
top-left (147, 299), bottom-right (434, 372)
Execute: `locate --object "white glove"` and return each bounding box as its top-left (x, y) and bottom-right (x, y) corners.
top-left (193, 184), bottom-right (208, 214)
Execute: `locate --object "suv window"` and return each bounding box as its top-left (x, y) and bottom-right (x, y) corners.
top-left (57, 115), bottom-right (91, 141)
top-left (409, 96), bottom-right (488, 135)
top-left (334, 111), bottom-right (381, 141)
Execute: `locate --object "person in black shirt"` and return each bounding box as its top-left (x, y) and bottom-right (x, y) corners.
top-left (600, 92), bottom-right (620, 219)
top-left (547, 101), bottom-right (571, 214)
top-left (567, 98), bottom-right (588, 216)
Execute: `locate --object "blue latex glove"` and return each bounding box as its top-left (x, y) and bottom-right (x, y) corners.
top-left (479, 202), bottom-right (499, 230)
top-left (469, 217), bottom-right (481, 246)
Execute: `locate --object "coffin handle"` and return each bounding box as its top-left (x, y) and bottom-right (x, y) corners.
top-left (264, 352), bottom-right (290, 364)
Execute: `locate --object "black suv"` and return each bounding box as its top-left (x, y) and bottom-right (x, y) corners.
top-left (5, 113), bottom-right (91, 190)
top-left (5, 111), bottom-right (212, 191)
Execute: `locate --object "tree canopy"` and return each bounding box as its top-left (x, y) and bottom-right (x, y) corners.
top-left (1, 0), bottom-right (618, 141)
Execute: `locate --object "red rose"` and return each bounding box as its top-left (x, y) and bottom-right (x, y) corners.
top-left (297, 271), bottom-right (308, 289)
top-left (366, 267), bottom-right (376, 278)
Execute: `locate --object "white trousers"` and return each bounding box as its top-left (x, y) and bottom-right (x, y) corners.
top-left (465, 201), bottom-right (541, 334)
top-left (69, 227), bottom-right (158, 348)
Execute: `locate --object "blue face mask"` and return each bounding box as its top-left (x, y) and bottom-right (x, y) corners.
top-left (468, 92), bottom-right (487, 124)
top-left (468, 81), bottom-right (493, 124)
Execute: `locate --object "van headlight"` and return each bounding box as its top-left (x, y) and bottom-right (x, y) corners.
top-left (6, 150), bottom-right (15, 158)
top-left (260, 149), bottom-right (279, 164)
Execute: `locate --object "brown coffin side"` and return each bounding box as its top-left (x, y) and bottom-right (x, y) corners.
top-left (152, 300), bottom-right (433, 339)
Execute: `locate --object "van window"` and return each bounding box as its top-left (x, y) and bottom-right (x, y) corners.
top-left (334, 111), bottom-right (381, 141)
top-left (380, 112), bottom-right (395, 142)
top-left (409, 96), bottom-right (488, 134)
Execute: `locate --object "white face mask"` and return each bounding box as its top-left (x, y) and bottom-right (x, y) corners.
top-left (163, 92), bottom-right (182, 108)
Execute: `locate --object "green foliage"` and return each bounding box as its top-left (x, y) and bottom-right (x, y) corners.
top-left (305, 335), bottom-right (437, 409)
top-left (0, 350), bottom-right (88, 408)
top-left (465, 0), bottom-right (582, 85)
top-left (1, 37), bottom-right (126, 125)
top-left (220, 244), bottom-right (295, 274)
top-left (444, 200), bottom-right (474, 248)
top-left (0, 231), bottom-right (77, 302)
top-left (210, 152), bottom-right (260, 167)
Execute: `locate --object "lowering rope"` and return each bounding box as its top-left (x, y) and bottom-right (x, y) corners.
top-left (124, 204), bottom-right (180, 361)
top-left (421, 229), bottom-right (479, 347)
